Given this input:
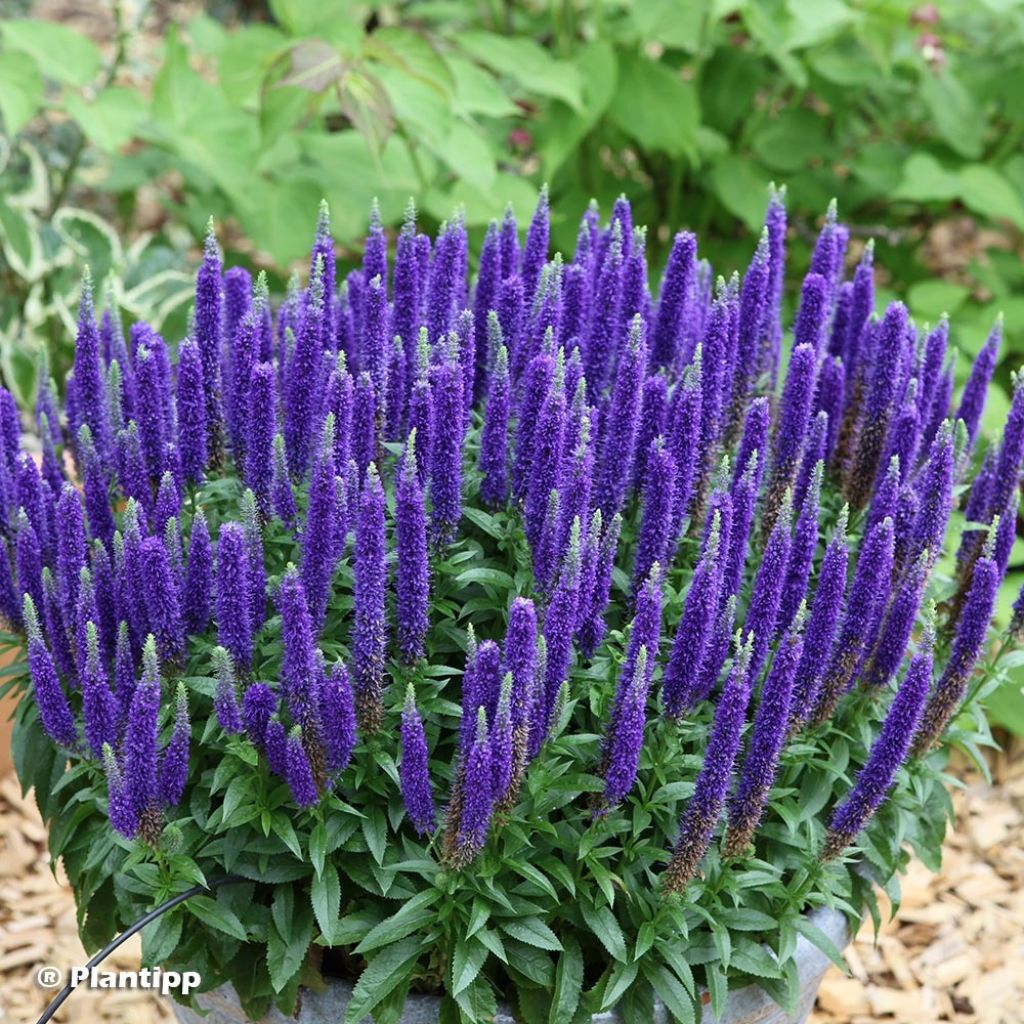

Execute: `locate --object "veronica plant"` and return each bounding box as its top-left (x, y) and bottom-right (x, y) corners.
top-left (5, 190), bottom-right (1020, 1024)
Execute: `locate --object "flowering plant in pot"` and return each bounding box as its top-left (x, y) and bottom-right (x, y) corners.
top-left (6, 188), bottom-right (1021, 1024)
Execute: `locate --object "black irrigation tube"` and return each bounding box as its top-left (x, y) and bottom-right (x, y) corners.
top-left (35, 874), bottom-right (246, 1024)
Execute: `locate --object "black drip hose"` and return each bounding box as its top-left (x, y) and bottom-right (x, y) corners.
top-left (35, 874), bottom-right (245, 1024)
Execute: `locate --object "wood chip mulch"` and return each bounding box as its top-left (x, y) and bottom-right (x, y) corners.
top-left (0, 738), bottom-right (1021, 1024)
top-left (0, 774), bottom-right (173, 1024)
top-left (812, 735), bottom-right (1024, 1024)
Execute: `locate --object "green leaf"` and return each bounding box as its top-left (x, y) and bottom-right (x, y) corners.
top-left (640, 962), bottom-right (695, 1024)
top-left (64, 88), bottom-right (148, 152)
top-left (607, 51), bottom-right (698, 158)
top-left (457, 30), bottom-right (582, 111)
top-left (794, 917), bottom-right (848, 971)
top-left (268, 895), bottom-right (313, 993)
top-left (454, 566), bottom-right (516, 590)
top-left (188, 895), bottom-right (249, 942)
top-left (0, 51), bottom-right (42, 135)
top-left (344, 937), bottom-right (423, 1024)
top-left (919, 68), bottom-right (985, 160)
top-left (218, 25), bottom-right (289, 106)
top-left (451, 934), bottom-right (489, 996)
top-left (629, 0), bottom-right (708, 51)
top-left (550, 936), bottom-right (583, 1024)
top-left (958, 165), bottom-right (1024, 231)
top-left (600, 960), bottom-right (638, 1011)
top-left (312, 863), bottom-right (341, 943)
top-left (454, 973), bottom-right (498, 1023)
top-left (0, 19), bottom-right (101, 86)
top-left (751, 108), bottom-right (829, 173)
top-left (448, 55), bottom-right (517, 118)
top-left (893, 153), bottom-right (960, 202)
top-left (268, 0), bottom-right (362, 50)
top-left (355, 890), bottom-right (440, 954)
top-left (709, 159), bottom-right (771, 231)
top-left (0, 196), bottom-right (43, 278)
top-left (309, 821), bottom-right (328, 877)
top-left (499, 916), bottom-right (563, 952)
top-left (907, 280), bottom-right (970, 322)
top-left (362, 806), bottom-right (388, 866)
top-left (580, 904), bottom-right (626, 963)
top-left (436, 121), bottom-right (496, 193)
top-left (141, 910), bottom-right (183, 968)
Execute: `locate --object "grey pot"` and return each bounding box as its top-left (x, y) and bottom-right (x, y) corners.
top-left (172, 905), bottom-right (847, 1024)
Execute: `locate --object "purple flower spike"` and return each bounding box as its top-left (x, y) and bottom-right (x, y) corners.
top-left (778, 462), bottom-right (822, 637)
top-left (651, 231), bottom-right (696, 370)
top-left (279, 565), bottom-right (319, 728)
top-left (271, 434), bottom-right (297, 525)
top-left (811, 515), bottom-right (895, 726)
top-left (596, 316), bottom-right (646, 518)
top-left (24, 596), bottom-right (76, 747)
top-left (479, 340), bottom-right (510, 507)
top-left (242, 682), bottom-right (276, 750)
top-left (395, 432), bottom-right (430, 664)
top-left (734, 231), bottom-right (771, 395)
top-left (766, 343), bottom-right (817, 534)
top-left (158, 681), bottom-right (190, 807)
top-left (525, 355), bottom-right (567, 551)
top-left (320, 661), bottom-right (357, 774)
top-left (577, 512), bottom-right (622, 660)
top-left (634, 374), bottom-right (668, 492)
top-left (667, 353), bottom-right (703, 543)
top-left (286, 728), bottom-right (319, 808)
top-left (956, 317), bottom-right (1001, 446)
top-left (400, 684), bottom-right (435, 835)
top-left (103, 744), bottom-right (137, 838)
top-left (176, 339), bottom-right (208, 485)
top-left (601, 645), bottom-right (650, 809)
top-left (429, 343), bottom-right (465, 546)
top-left (792, 272), bottom-right (829, 358)
top-left (664, 635), bottom-right (754, 894)
top-left (195, 223), bottom-right (224, 453)
top-left (353, 466), bottom-right (388, 732)
top-left (72, 269), bottom-right (112, 467)
top-left (632, 437), bottom-right (677, 597)
top-left (183, 507), bottom-right (212, 636)
top-left (815, 356), bottom-right (845, 463)
top-left (825, 642), bottom-right (931, 859)
top-left (745, 491), bottom-right (794, 682)
top-left (789, 508), bottom-right (849, 731)
top-left (216, 523), bottom-right (253, 671)
top-left (537, 519), bottom-right (582, 749)
top-left (213, 646), bottom-right (243, 734)
top-left (989, 370), bottom-right (1024, 522)
top-left (911, 421), bottom-right (954, 563)
top-left (725, 616), bottom-right (805, 856)
top-left (503, 596), bottom-right (537, 783)
top-left (454, 707), bottom-right (494, 863)
top-left (123, 637), bottom-right (161, 834)
top-left (849, 301), bottom-right (909, 507)
top-left (78, 426), bottom-right (116, 548)
top-left (915, 543), bottom-right (998, 754)
top-left (733, 397), bottom-right (770, 490)
top-left (521, 186), bottom-right (550, 305)
top-left (301, 418), bottom-right (339, 631)
top-left (865, 549), bottom-right (930, 690)
top-left (663, 511), bottom-right (725, 717)
top-left (142, 535), bottom-right (185, 665)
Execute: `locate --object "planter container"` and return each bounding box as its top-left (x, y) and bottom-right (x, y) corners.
top-left (172, 906), bottom-right (847, 1024)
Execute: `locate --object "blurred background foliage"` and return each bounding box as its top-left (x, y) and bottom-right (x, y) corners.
top-left (1, 0), bottom-right (1024, 728)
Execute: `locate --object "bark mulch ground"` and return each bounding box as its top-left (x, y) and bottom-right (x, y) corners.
top-left (0, 737), bottom-right (1021, 1024)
